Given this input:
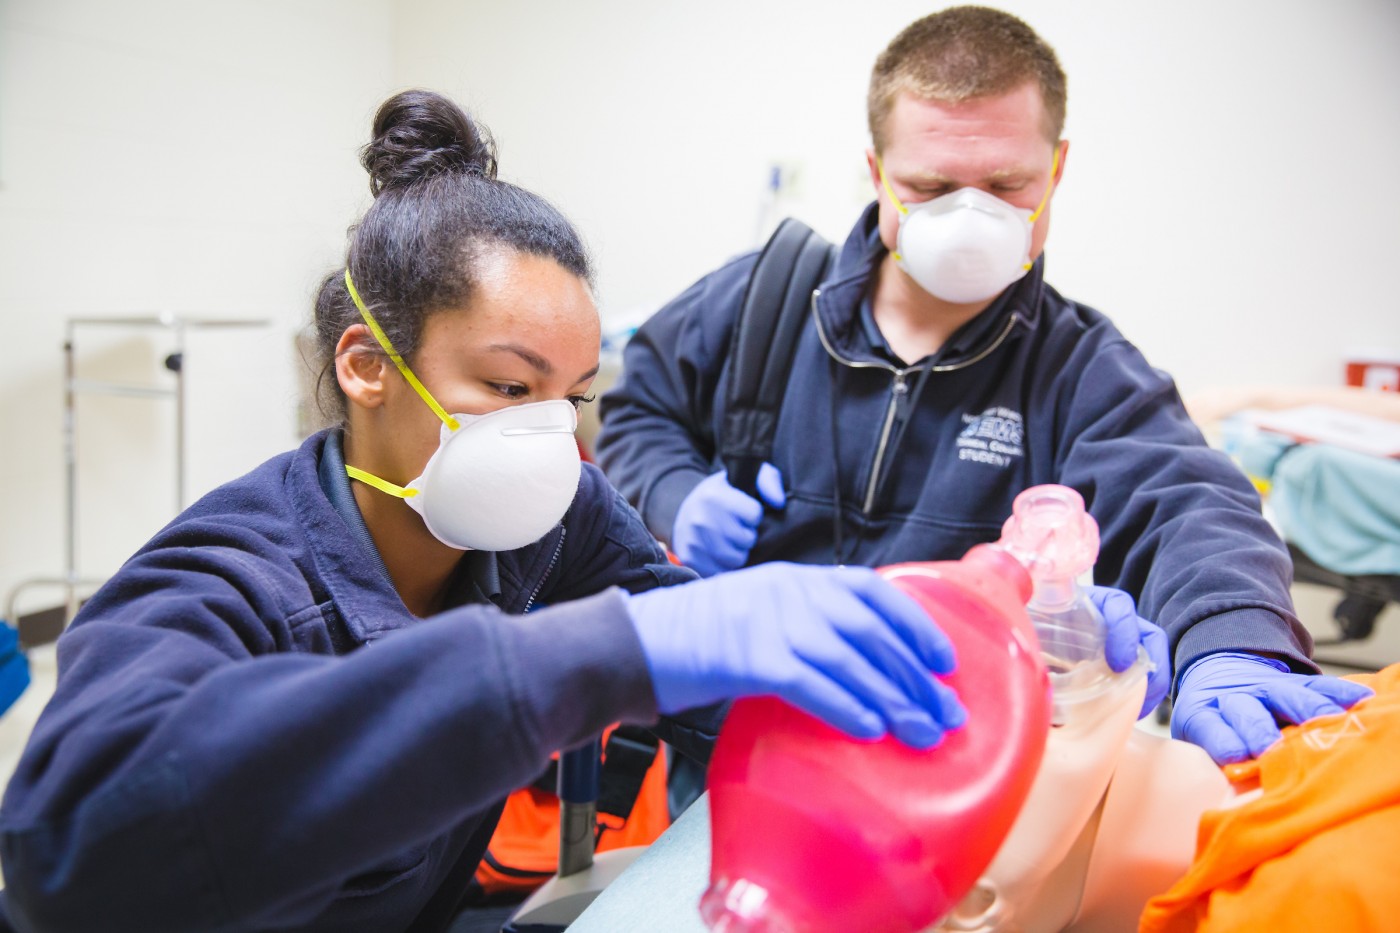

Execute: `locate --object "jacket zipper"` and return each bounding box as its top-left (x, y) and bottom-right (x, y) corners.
top-left (864, 372), bottom-right (909, 512)
top-left (810, 290), bottom-right (1020, 516)
top-left (523, 526), bottom-right (566, 613)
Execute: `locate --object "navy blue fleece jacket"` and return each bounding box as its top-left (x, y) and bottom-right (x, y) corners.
top-left (0, 429), bottom-right (693, 932)
top-left (596, 203), bottom-right (1314, 681)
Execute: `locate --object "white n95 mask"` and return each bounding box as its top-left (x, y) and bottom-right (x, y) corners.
top-left (396, 401), bottom-right (581, 552)
top-left (877, 148), bottom-right (1059, 305)
top-left (341, 270), bottom-right (582, 552)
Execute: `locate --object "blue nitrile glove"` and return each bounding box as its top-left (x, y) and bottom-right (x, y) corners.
top-left (1088, 586), bottom-right (1170, 720)
top-left (625, 562), bottom-right (965, 750)
top-left (1171, 652), bottom-right (1375, 765)
top-left (671, 463), bottom-right (786, 577)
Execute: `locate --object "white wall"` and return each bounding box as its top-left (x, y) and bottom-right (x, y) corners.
top-left (0, 0), bottom-right (397, 610)
top-left (2, 0), bottom-right (1397, 615)
top-left (395, 0), bottom-right (1400, 384)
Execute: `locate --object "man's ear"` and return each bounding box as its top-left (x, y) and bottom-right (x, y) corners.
top-left (335, 324), bottom-right (389, 409)
top-left (1053, 138), bottom-right (1070, 186)
top-left (865, 147), bottom-right (882, 195)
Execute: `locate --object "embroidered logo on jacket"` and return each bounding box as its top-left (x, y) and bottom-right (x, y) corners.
top-left (957, 407), bottom-right (1025, 468)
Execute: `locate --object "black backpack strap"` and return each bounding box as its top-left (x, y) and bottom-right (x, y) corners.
top-left (720, 218), bottom-right (836, 498)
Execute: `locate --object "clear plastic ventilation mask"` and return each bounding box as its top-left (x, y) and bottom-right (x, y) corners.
top-left (341, 270), bottom-right (582, 552)
top-left (995, 483), bottom-right (1118, 725)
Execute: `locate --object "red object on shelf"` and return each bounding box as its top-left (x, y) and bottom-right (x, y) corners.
top-left (1345, 354), bottom-right (1400, 393)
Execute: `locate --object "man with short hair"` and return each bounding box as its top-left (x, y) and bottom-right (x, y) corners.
top-left (595, 5), bottom-right (1370, 765)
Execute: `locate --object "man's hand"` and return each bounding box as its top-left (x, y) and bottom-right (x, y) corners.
top-left (1087, 586), bottom-right (1170, 719)
top-left (1171, 652), bottom-right (1375, 764)
top-left (671, 463), bottom-right (785, 577)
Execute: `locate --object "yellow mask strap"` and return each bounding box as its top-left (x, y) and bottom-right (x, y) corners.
top-left (1026, 145), bottom-right (1061, 224)
top-left (1019, 146), bottom-right (1061, 270)
top-left (876, 156), bottom-right (909, 262)
top-left (343, 269), bottom-right (460, 432)
top-left (345, 465), bottom-right (419, 499)
top-left (876, 155), bottom-right (910, 217)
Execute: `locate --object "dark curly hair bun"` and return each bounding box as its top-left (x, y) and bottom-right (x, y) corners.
top-left (313, 88), bottom-right (591, 425)
top-left (360, 89), bottom-right (498, 195)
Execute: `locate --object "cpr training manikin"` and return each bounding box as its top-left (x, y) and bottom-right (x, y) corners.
top-left (935, 488), bottom-right (1242, 933)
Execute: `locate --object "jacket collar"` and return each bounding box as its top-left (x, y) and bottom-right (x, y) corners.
top-left (285, 430), bottom-right (411, 643)
top-left (286, 430), bottom-right (504, 644)
top-left (317, 429), bottom-right (503, 609)
top-left (814, 201), bottom-right (1046, 368)
top-left (317, 429), bottom-right (394, 585)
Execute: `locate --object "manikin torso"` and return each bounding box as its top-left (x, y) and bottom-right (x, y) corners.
top-left (933, 657), bottom-right (1246, 933)
top-left (934, 485), bottom-right (1246, 933)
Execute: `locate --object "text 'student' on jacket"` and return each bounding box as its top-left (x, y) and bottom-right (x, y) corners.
top-left (0, 429), bottom-right (696, 933)
top-left (595, 202), bottom-right (1314, 685)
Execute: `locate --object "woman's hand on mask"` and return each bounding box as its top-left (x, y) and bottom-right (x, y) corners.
top-left (1087, 585), bottom-right (1171, 720)
top-left (670, 464), bottom-right (785, 577)
top-left (624, 562), bottom-right (965, 749)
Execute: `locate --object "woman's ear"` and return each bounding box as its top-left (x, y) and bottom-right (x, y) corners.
top-left (335, 324), bottom-right (389, 409)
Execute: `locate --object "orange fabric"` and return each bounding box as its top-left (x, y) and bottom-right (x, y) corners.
top-left (1139, 664), bottom-right (1400, 933)
top-left (473, 728), bottom-right (671, 895)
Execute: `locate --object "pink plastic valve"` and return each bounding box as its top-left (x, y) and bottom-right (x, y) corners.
top-left (998, 485), bottom-right (1099, 597)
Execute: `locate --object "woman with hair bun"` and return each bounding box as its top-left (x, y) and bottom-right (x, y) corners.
top-left (0, 90), bottom-right (964, 932)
